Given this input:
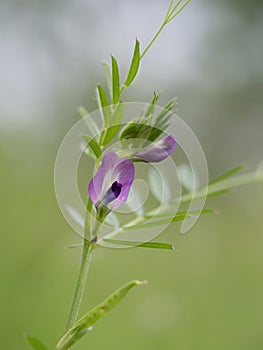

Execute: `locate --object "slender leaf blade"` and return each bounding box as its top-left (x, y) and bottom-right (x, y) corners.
top-left (124, 39), bottom-right (140, 87)
top-left (26, 336), bottom-right (47, 350)
top-left (101, 61), bottom-right (112, 99)
top-left (209, 166), bottom-right (244, 185)
top-left (123, 209), bottom-right (213, 229)
top-left (144, 92), bottom-right (159, 118)
top-left (82, 135), bottom-right (102, 159)
top-left (102, 101), bottom-right (124, 145)
top-left (78, 107), bottom-right (99, 137)
top-left (56, 280), bottom-right (146, 350)
top-left (65, 243), bottom-right (83, 249)
top-left (103, 239), bottom-right (174, 250)
top-left (111, 55), bottom-right (120, 104)
top-left (97, 84), bottom-right (111, 126)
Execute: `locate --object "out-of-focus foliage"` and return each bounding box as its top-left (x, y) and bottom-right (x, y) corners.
top-left (0, 0), bottom-right (263, 349)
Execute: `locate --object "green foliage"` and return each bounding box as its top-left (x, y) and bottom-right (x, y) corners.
top-left (56, 280), bottom-right (146, 350)
top-left (179, 168), bottom-right (263, 205)
top-left (111, 56), bottom-right (120, 104)
top-left (101, 61), bottom-right (112, 99)
top-left (103, 239), bottom-right (174, 249)
top-left (82, 135), bottom-right (102, 159)
top-left (102, 101), bottom-right (124, 146)
top-left (209, 165), bottom-right (244, 185)
top-left (165, 0), bottom-right (192, 23)
top-left (97, 84), bottom-right (111, 127)
top-left (26, 336), bottom-right (47, 350)
top-left (78, 107), bottom-right (99, 138)
top-left (123, 39), bottom-right (140, 88)
top-left (119, 97), bottom-right (176, 144)
top-left (144, 92), bottom-right (159, 117)
top-left (122, 210), bottom-right (213, 230)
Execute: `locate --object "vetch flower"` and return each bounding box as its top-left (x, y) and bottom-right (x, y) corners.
top-left (88, 152), bottom-right (135, 218)
top-left (134, 134), bottom-right (176, 162)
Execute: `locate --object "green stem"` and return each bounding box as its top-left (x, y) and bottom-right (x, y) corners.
top-left (65, 239), bottom-right (94, 331)
top-left (140, 22), bottom-right (166, 60)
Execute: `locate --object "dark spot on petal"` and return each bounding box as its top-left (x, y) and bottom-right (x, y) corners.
top-left (111, 181), bottom-right (122, 198)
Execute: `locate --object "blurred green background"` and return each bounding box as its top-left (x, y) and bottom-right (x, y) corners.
top-left (1, 0), bottom-right (263, 349)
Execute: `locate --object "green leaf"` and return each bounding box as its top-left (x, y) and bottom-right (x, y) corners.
top-left (124, 39), bottom-right (140, 87)
top-left (102, 101), bottom-right (124, 145)
top-left (103, 239), bottom-right (174, 250)
top-left (155, 99), bottom-right (176, 123)
top-left (123, 209), bottom-right (213, 229)
top-left (178, 169), bottom-right (263, 204)
top-left (101, 61), bottom-right (112, 99)
top-left (65, 243), bottom-right (83, 249)
top-left (78, 107), bottom-right (99, 137)
top-left (97, 84), bottom-right (111, 127)
top-left (26, 335), bottom-right (47, 350)
top-left (111, 56), bottom-right (120, 104)
top-left (82, 135), bottom-right (102, 159)
top-left (209, 166), bottom-right (244, 185)
top-left (56, 280), bottom-right (146, 350)
top-left (144, 92), bottom-right (159, 118)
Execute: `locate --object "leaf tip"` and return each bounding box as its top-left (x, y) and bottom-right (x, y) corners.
top-left (136, 279), bottom-right (148, 286)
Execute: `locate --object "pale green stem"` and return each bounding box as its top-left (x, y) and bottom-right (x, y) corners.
top-left (65, 239), bottom-right (94, 331)
top-left (140, 22), bottom-right (166, 60)
top-left (65, 198), bottom-right (95, 332)
top-left (140, 0), bottom-right (191, 60)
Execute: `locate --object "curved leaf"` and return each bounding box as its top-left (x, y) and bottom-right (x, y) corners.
top-left (102, 102), bottom-right (124, 145)
top-left (97, 84), bottom-right (111, 127)
top-left (56, 280), bottom-right (146, 350)
top-left (82, 135), bottom-right (102, 159)
top-left (26, 336), bottom-right (47, 350)
top-left (124, 39), bottom-right (140, 87)
top-left (111, 55), bottom-right (120, 104)
top-left (103, 239), bottom-right (174, 250)
top-left (101, 61), bottom-right (112, 99)
top-left (78, 107), bottom-right (100, 137)
top-left (209, 165), bottom-right (244, 185)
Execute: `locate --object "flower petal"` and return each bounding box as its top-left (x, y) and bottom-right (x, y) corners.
top-left (88, 152), bottom-right (119, 205)
top-left (109, 159), bottom-right (135, 210)
top-left (88, 152), bottom-right (135, 211)
top-left (135, 134), bottom-right (176, 162)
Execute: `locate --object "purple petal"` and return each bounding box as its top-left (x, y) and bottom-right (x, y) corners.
top-left (88, 152), bottom-right (119, 205)
top-left (110, 159), bottom-right (135, 210)
top-left (88, 152), bottom-right (135, 211)
top-left (135, 134), bottom-right (176, 162)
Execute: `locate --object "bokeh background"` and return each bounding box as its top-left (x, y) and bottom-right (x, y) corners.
top-left (1, 0), bottom-right (263, 349)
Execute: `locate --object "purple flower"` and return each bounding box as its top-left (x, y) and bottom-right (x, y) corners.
top-left (135, 134), bottom-right (176, 162)
top-left (88, 152), bottom-right (135, 212)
